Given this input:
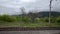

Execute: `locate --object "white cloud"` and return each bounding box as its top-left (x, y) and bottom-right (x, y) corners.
top-left (0, 0), bottom-right (60, 15)
top-left (0, 0), bottom-right (37, 8)
top-left (20, 0), bottom-right (36, 3)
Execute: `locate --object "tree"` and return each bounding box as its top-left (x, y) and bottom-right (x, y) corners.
top-left (28, 11), bottom-right (35, 23)
top-left (20, 7), bottom-right (26, 22)
top-left (28, 10), bottom-right (39, 23)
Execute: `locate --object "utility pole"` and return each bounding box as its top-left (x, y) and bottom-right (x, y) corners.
top-left (49, 0), bottom-right (53, 26)
top-left (49, 0), bottom-right (57, 26)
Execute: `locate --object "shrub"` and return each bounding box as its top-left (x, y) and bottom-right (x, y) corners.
top-left (56, 17), bottom-right (60, 23)
top-left (22, 16), bottom-right (30, 23)
top-left (0, 15), bottom-right (17, 22)
top-left (35, 18), bottom-right (40, 23)
top-left (39, 18), bottom-right (45, 22)
top-left (44, 17), bottom-right (49, 22)
top-left (15, 16), bottom-right (22, 22)
top-left (44, 17), bottom-right (55, 23)
top-left (50, 17), bottom-right (55, 23)
top-left (38, 17), bottom-right (56, 23)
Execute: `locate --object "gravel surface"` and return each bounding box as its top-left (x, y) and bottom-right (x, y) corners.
top-left (0, 30), bottom-right (60, 34)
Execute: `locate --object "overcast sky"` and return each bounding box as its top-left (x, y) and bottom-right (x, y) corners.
top-left (0, 0), bottom-right (60, 15)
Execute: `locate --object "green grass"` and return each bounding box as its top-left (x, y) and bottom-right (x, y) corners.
top-left (0, 21), bottom-right (60, 27)
top-left (50, 23), bottom-right (60, 27)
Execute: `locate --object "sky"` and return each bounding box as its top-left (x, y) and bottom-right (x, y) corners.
top-left (0, 0), bottom-right (60, 15)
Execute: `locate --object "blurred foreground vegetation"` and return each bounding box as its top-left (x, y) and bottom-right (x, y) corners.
top-left (0, 15), bottom-right (60, 27)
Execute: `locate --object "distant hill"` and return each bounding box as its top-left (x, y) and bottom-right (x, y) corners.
top-left (27, 11), bottom-right (60, 18)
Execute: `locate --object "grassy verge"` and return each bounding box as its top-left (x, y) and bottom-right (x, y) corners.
top-left (0, 21), bottom-right (60, 27)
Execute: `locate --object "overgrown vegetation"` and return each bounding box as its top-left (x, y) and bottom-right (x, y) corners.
top-left (0, 15), bottom-right (17, 22)
top-left (0, 15), bottom-right (60, 27)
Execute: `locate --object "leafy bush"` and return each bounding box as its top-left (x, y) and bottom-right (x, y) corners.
top-left (22, 16), bottom-right (30, 23)
top-left (44, 17), bottom-right (49, 22)
top-left (35, 18), bottom-right (40, 23)
top-left (39, 18), bottom-right (45, 22)
top-left (56, 17), bottom-right (60, 23)
top-left (34, 17), bottom-right (49, 23)
top-left (50, 17), bottom-right (56, 23)
top-left (39, 17), bottom-right (55, 23)
top-left (15, 16), bottom-right (22, 22)
top-left (43, 17), bottom-right (56, 23)
top-left (0, 15), bottom-right (17, 22)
